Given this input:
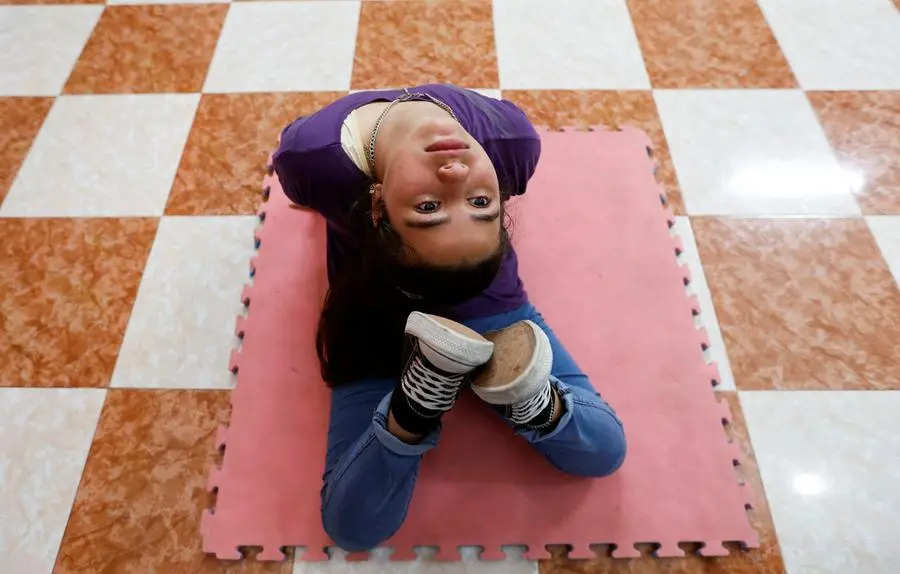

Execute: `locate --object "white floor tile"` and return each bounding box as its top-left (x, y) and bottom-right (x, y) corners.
top-left (759, 0), bottom-right (900, 90)
top-left (293, 546), bottom-right (537, 574)
top-left (493, 0), bottom-right (650, 90)
top-left (741, 391), bottom-right (900, 574)
top-left (111, 216), bottom-right (256, 389)
top-left (204, 1), bottom-right (359, 93)
top-left (0, 388), bottom-right (106, 573)
top-left (672, 217), bottom-right (736, 391)
top-left (1, 94), bottom-right (199, 217)
top-left (655, 89), bottom-right (861, 216)
top-left (867, 216), bottom-right (900, 286)
top-left (0, 6), bottom-right (102, 97)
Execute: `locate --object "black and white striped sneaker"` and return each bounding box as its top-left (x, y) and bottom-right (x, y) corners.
top-left (390, 312), bottom-right (494, 434)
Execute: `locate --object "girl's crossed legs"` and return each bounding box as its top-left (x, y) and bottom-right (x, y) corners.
top-left (320, 303), bottom-right (626, 552)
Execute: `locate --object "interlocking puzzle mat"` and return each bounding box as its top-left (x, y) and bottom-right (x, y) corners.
top-left (202, 126), bottom-right (757, 561)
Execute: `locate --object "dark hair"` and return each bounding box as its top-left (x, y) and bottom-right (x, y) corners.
top-left (316, 200), bottom-right (510, 386)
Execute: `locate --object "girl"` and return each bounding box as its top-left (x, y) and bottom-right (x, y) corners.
top-left (273, 84), bottom-right (626, 552)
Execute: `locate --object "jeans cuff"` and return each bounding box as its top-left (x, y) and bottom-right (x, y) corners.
top-left (516, 378), bottom-right (576, 443)
top-left (372, 391), bottom-right (441, 455)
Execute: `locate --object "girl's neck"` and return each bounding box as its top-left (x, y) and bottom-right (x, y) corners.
top-left (362, 101), bottom-right (451, 180)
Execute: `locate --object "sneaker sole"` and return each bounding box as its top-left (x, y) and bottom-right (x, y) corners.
top-left (405, 312), bottom-right (494, 370)
top-left (471, 320), bottom-right (553, 405)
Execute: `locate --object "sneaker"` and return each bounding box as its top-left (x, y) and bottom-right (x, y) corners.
top-left (399, 312), bottom-right (494, 418)
top-left (471, 320), bottom-right (555, 427)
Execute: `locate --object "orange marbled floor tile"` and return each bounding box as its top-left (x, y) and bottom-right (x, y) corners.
top-left (0, 97), bottom-right (52, 204)
top-left (692, 217), bottom-right (900, 390)
top-left (539, 393), bottom-right (784, 573)
top-left (54, 389), bottom-right (292, 573)
top-left (352, 0), bottom-right (498, 89)
top-left (807, 91), bottom-right (900, 215)
top-left (503, 90), bottom-right (684, 214)
top-left (166, 92), bottom-right (346, 216)
top-left (0, 219), bottom-right (157, 388)
top-left (627, 0), bottom-right (796, 89)
top-left (64, 5), bottom-right (227, 94)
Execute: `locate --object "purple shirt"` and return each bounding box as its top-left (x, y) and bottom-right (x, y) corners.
top-left (272, 84), bottom-right (541, 320)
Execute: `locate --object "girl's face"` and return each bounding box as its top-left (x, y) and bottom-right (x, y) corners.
top-left (378, 115), bottom-right (503, 268)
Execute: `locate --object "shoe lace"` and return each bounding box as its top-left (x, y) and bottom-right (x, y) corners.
top-left (402, 353), bottom-right (466, 412)
top-left (508, 382), bottom-right (553, 425)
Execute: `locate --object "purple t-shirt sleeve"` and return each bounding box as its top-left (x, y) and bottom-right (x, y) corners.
top-left (272, 112), bottom-right (370, 221)
top-left (273, 116), bottom-right (314, 206)
top-left (483, 101), bottom-right (541, 199)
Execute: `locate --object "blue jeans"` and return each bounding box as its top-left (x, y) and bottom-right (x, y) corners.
top-left (321, 303), bottom-right (627, 552)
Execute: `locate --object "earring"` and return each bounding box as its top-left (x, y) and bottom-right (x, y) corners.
top-left (370, 189), bottom-right (381, 227)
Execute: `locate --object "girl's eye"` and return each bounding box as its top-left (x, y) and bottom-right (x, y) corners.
top-left (415, 201), bottom-right (440, 213)
top-left (469, 196), bottom-right (491, 208)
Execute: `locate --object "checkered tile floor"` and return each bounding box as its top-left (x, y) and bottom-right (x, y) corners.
top-left (1, 0), bottom-right (899, 572)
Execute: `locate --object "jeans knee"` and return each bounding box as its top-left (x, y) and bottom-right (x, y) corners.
top-left (551, 424), bottom-right (627, 478)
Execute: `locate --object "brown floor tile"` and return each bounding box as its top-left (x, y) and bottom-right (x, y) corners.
top-left (0, 219), bottom-right (157, 388)
top-left (167, 92), bottom-right (346, 216)
top-left (539, 392), bottom-right (784, 573)
top-left (502, 90), bottom-right (684, 214)
top-left (0, 97), bottom-right (52, 204)
top-left (352, 0), bottom-right (498, 89)
top-left (54, 389), bottom-right (292, 573)
top-left (627, 0), bottom-right (796, 88)
top-left (64, 5), bottom-right (227, 94)
top-left (692, 217), bottom-right (900, 390)
top-left (807, 91), bottom-right (900, 215)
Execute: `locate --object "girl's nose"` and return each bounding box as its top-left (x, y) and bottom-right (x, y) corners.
top-left (437, 161), bottom-right (469, 183)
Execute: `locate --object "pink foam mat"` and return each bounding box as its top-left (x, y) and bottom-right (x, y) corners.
top-left (202, 126), bottom-right (758, 562)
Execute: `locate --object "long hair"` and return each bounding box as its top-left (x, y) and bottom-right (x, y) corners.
top-left (316, 199), bottom-right (510, 386)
